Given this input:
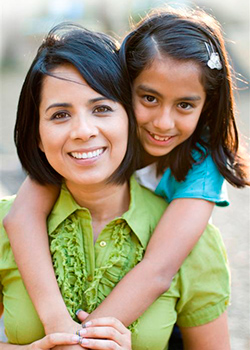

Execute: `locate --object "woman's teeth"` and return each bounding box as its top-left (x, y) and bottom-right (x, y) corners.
top-left (149, 132), bottom-right (172, 141)
top-left (71, 148), bottom-right (104, 159)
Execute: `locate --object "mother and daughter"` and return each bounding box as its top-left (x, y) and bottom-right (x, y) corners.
top-left (1, 6), bottom-right (249, 350)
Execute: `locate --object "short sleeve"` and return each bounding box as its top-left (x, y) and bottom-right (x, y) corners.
top-left (0, 280), bottom-right (3, 304)
top-left (176, 224), bottom-right (231, 327)
top-left (155, 150), bottom-right (229, 207)
top-left (0, 196), bottom-right (16, 304)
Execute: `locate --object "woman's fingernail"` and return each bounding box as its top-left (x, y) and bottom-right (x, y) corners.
top-left (79, 329), bottom-right (87, 335)
top-left (82, 321), bottom-right (92, 328)
top-left (71, 335), bottom-right (80, 342)
top-left (79, 338), bottom-right (89, 345)
top-left (76, 308), bottom-right (83, 316)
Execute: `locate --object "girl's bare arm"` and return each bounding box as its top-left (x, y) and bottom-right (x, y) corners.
top-left (3, 177), bottom-right (75, 333)
top-left (84, 198), bottom-right (214, 325)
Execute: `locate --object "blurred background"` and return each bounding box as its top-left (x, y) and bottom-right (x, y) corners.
top-left (0, 0), bottom-right (249, 348)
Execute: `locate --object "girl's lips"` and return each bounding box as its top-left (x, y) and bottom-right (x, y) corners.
top-left (148, 131), bottom-right (173, 141)
top-left (145, 130), bottom-right (176, 145)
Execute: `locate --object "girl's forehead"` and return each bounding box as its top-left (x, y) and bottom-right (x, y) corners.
top-left (141, 56), bottom-right (203, 81)
top-left (134, 56), bottom-right (206, 97)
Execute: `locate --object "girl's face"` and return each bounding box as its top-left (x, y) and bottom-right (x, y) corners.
top-left (133, 56), bottom-right (206, 159)
top-left (39, 64), bottom-right (128, 191)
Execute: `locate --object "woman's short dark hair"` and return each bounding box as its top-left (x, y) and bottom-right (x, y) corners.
top-left (120, 7), bottom-right (249, 187)
top-left (15, 23), bottom-right (138, 185)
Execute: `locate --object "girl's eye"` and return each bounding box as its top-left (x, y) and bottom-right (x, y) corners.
top-left (178, 102), bottom-right (193, 110)
top-left (51, 112), bottom-right (70, 120)
top-left (93, 105), bottom-right (113, 114)
top-left (143, 95), bottom-right (157, 103)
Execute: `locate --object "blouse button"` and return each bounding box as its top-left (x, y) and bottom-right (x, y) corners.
top-left (87, 275), bottom-right (93, 282)
top-left (100, 241), bottom-right (107, 247)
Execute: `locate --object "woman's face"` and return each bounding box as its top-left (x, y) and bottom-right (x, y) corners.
top-left (39, 64), bottom-right (128, 190)
top-left (133, 56), bottom-right (206, 158)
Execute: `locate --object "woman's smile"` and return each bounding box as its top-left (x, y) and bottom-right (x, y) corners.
top-left (39, 64), bottom-right (129, 190)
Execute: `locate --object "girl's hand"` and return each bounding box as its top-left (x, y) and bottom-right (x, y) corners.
top-left (78, 317), bottom-right (131, 349)
top-left (28, 333), bottom-right (81, 350)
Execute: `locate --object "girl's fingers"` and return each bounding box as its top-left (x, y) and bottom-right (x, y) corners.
top-left (79, 326), bottom-right (122, 343)
top-left (82, 317), bottom-right (130, 335)
top-left (79, 337), bottom-right (130, 350)
top-left (76, 309), bottom-right (90, 323)
top-left (33, 333), bottom-right (81, 349)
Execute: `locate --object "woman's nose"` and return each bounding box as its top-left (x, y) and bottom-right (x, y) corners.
top-left (152, 107), bottom-right (175, 131)
top-left (70, 115), bottom-right (98, 141)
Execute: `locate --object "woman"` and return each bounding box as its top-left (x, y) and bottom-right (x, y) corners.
top-left (0, 23), bottom-right (230, 349)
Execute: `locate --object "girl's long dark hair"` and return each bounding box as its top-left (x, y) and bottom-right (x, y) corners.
top-left (120, 7), bottom-right (249, 187)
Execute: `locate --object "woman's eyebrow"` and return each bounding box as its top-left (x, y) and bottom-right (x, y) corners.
top-left (88, 97), bottom-right (111, 104)
top-left (45, 97), bottom-right (112, 113)
top-left (45, 103), bottom-right (72, 112)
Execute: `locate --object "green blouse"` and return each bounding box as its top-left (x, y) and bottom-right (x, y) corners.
top-left (0, 177), bottom-right (230, 349)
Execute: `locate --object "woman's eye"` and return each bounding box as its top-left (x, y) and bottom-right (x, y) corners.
top-left (51, 112), bottom-right (70, 120)
top-left (93, 105), bottom-right (112, 113)
top-left (143, 95), bottom-right (157, 103)
top-left (178, 102), bottom-right (193, 110)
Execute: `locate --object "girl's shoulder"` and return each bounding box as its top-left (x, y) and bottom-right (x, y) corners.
top-left (156, 149), bottom-right (229, 206)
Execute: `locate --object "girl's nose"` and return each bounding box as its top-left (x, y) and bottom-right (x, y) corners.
top-left (152, 108), bottom-right (175, 131)
top-left (70, 115), bottom-right (98, 141)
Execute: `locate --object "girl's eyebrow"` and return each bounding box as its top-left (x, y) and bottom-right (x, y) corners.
top-left (136, 84), bottom-right (202, 101)
top-left (136, 84), bottom-right (163, 98)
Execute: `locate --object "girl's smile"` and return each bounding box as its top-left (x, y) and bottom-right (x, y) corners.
top-left (133, 56), bottom-right (206, 161)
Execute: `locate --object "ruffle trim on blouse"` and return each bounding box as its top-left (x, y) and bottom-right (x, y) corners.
top-left (49, 213), bottom-right (144, 332)
top-left (50, 213), bottom-right (87, 320)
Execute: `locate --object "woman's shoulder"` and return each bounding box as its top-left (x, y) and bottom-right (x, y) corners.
top-left (0, 195), bottom-right (16, 222)
top-left (0, 195), bottom-right (16, 260)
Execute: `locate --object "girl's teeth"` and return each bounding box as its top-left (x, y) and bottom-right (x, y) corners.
top-left (71, 148), bottom-right (104, 159)
top-left (150, 133), bottom-right (171, 141)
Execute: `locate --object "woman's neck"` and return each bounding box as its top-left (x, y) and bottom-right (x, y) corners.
top-left (66, 181), bottom-right (130, 240)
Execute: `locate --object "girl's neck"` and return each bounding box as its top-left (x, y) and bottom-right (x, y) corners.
top-left (139, 148), bottom-right (160, 169)
top-left (66, 181), bottom-right (130, 240)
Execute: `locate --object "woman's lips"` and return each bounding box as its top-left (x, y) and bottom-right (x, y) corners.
top-left (69, 147), bottom-right (105, 160)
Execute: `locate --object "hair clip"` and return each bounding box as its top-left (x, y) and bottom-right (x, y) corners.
top-left (204, 42), bottom-right (222, 70)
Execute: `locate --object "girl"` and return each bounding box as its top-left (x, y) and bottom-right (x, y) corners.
top-left (4, 6), bottom-right (249, 339)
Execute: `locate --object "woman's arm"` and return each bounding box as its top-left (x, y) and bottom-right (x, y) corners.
top-left (84, 198), bottom-right (214, 325)
top-left (180, 312), bottom-right (231, 350)
top-left (0, 333), bottom-right (81, 350)
top-left (2, 177), bottom-right (76, 333)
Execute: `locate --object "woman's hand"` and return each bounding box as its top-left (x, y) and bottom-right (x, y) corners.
top-left (77, 317), bottom-right (131, 349)
top-left (28, 333), bottom-right (81, 350)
